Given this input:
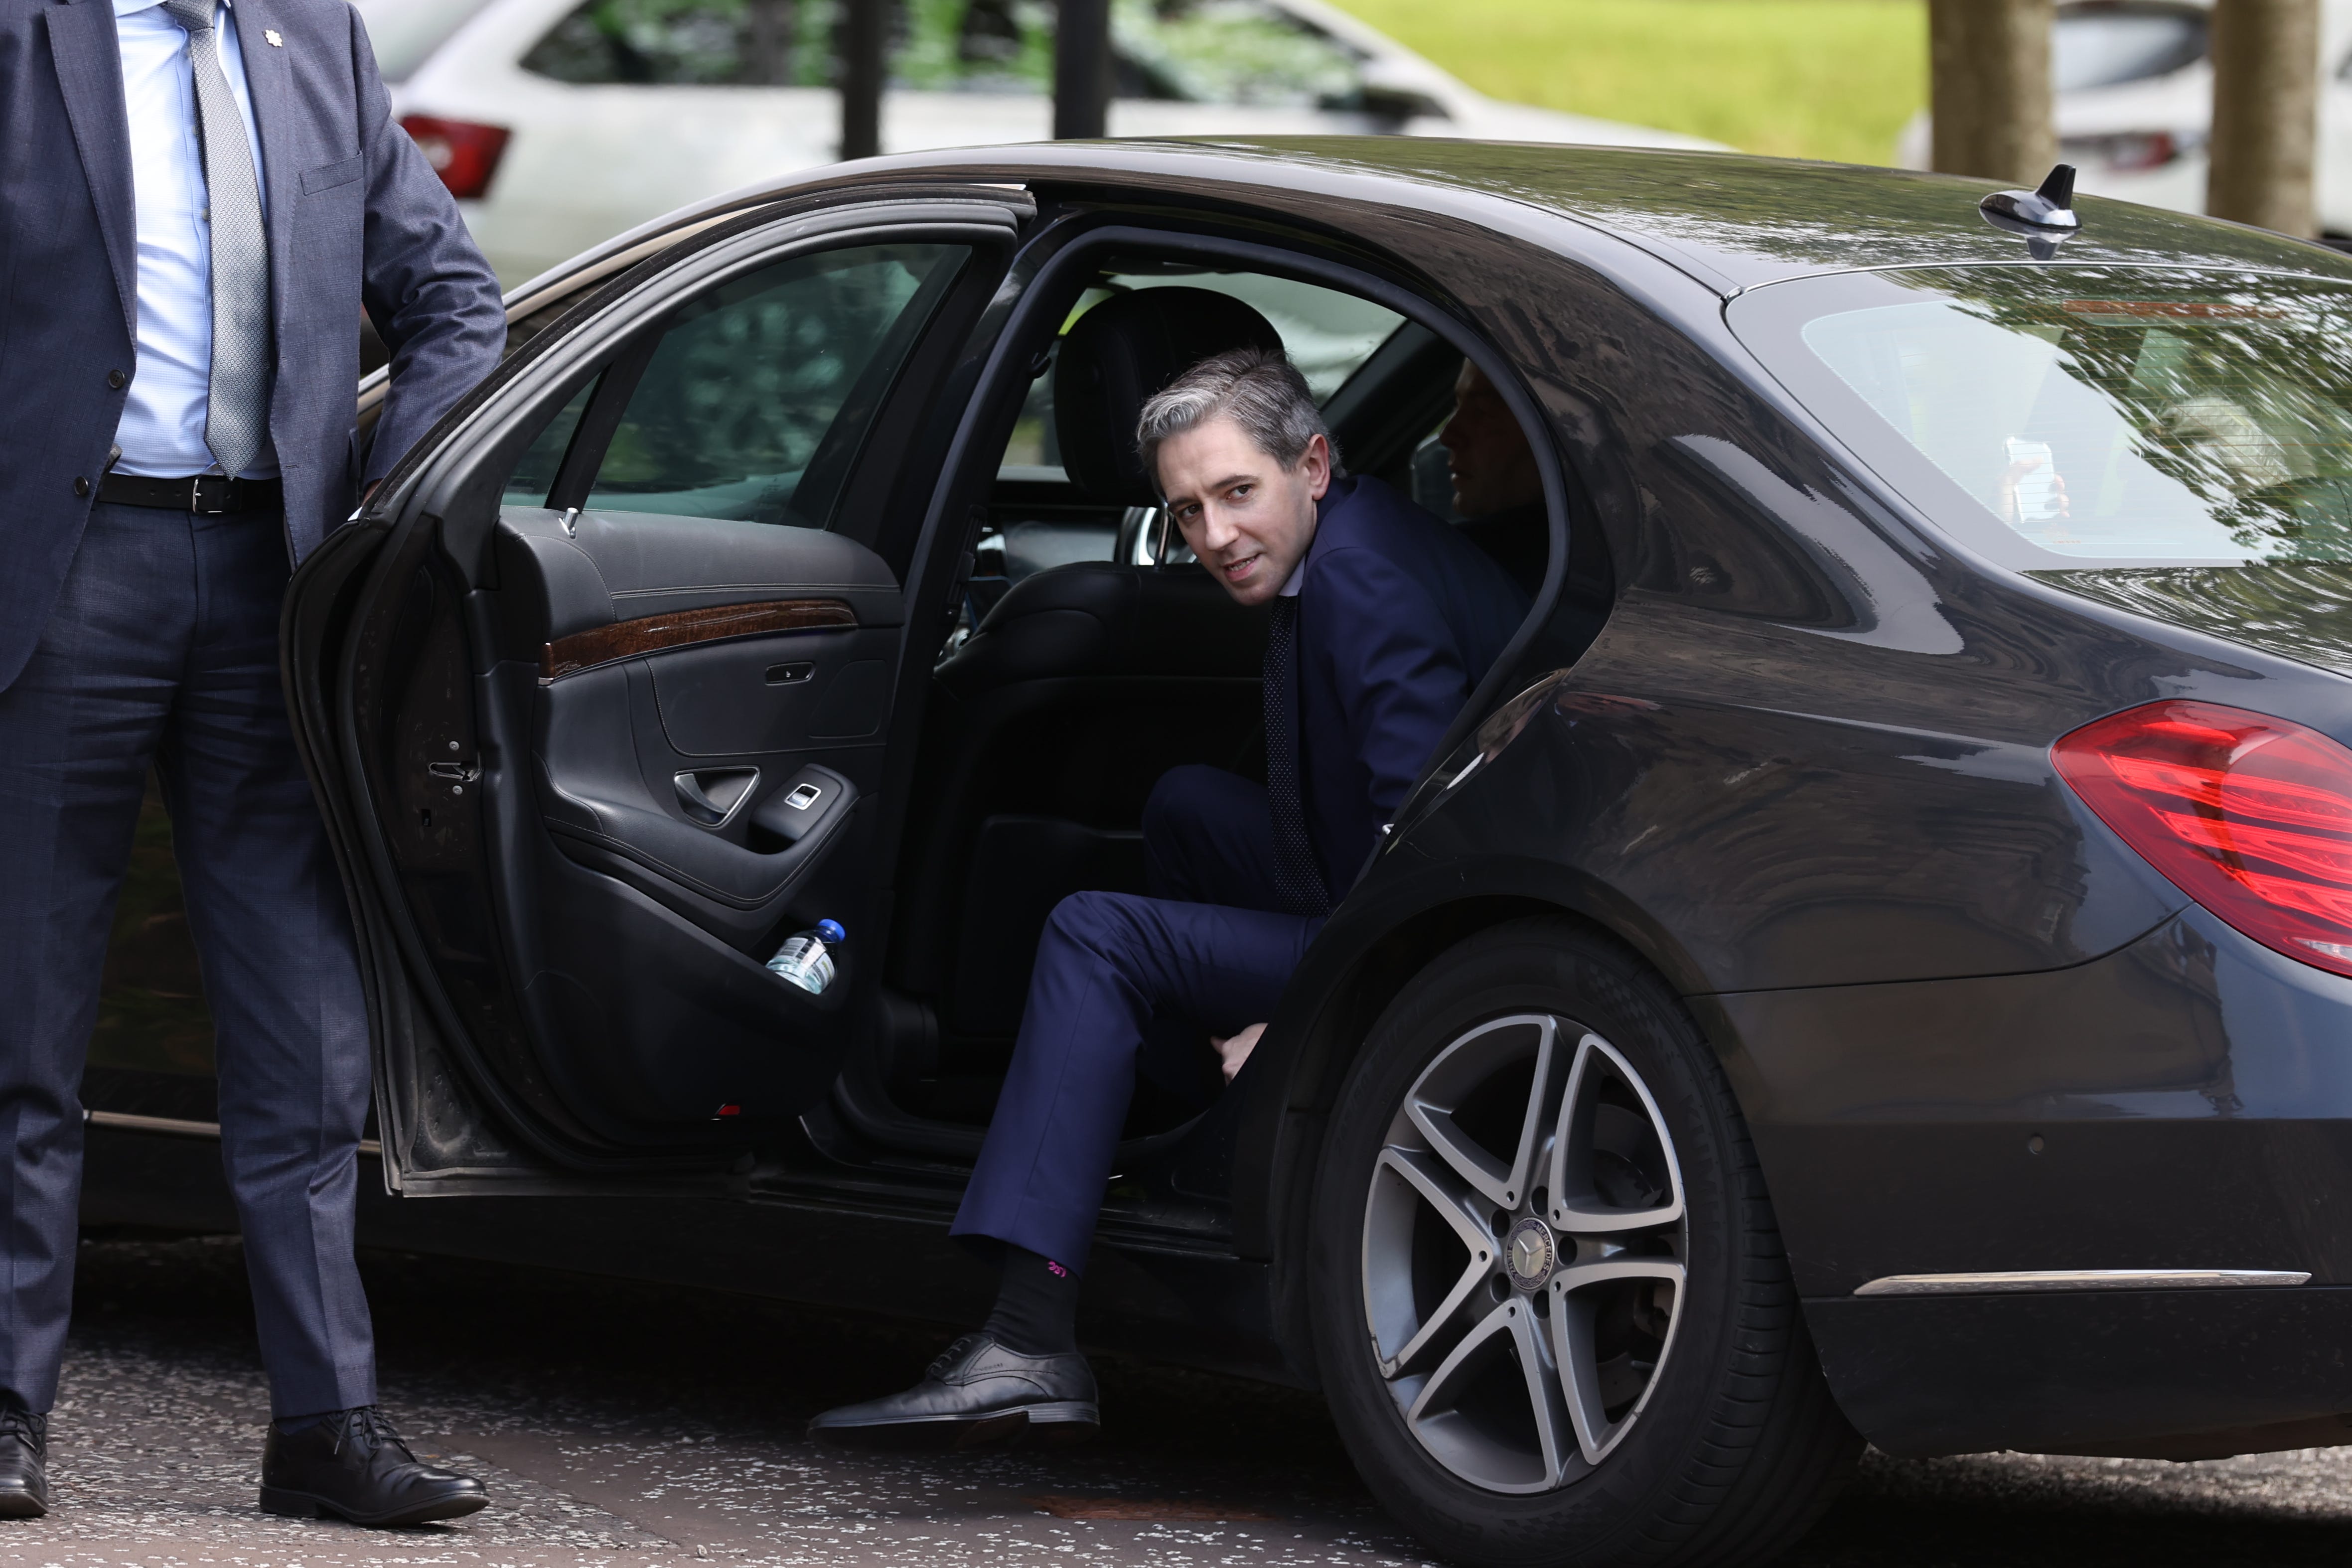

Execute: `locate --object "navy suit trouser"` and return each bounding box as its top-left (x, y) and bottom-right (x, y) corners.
top-left (0, 504), bottom-right (375, 1417)
top-left (950, 765), bottom-right (1322, 1274)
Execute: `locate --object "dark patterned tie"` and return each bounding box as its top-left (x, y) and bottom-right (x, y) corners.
top-left (163, 0), bottom-right (274, 478)
top-left (1263, 596), bottom-right (1332, 917)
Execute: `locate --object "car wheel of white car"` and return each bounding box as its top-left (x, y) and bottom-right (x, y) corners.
top-left (1311, 919), bottom-right (1861, 1567)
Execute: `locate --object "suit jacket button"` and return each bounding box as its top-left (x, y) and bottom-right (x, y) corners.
top-left (73, 476), bottom-right (91, 497)
top-left (106, 369), bottom-right (127, 389)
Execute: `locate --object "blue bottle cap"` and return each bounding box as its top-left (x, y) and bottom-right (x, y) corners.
top-left (816, 919), bottom-right (846, 944)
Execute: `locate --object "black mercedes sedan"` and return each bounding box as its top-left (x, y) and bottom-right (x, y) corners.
top-left (80, 138), bottom-right (2352, 1566)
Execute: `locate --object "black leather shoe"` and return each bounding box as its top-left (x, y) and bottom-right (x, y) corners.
top-left (808, 1333), bottom-right (1098, 1446)
top-left (260, 1408), bottom-right (486, 1527)
top-left (0, 1407), bottom-right (47, 1518)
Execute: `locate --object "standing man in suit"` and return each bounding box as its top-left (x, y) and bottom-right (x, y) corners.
top-left (0, 0), bottom-right (502, 1523)
top-left (810, 346), bottom-right (1530, 1441)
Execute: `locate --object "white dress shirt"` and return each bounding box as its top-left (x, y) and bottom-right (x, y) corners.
top-left (112, 0), bottom-right (278, 478)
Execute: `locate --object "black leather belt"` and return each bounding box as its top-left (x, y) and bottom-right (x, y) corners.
top-left (98, 472), bottom-right (284, 515)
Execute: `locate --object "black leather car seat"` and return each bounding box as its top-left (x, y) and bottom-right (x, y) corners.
top-left (889, 287), bottom-right (1285, 1070)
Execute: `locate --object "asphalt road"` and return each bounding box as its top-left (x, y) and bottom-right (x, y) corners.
top-left (6, 1234), bottom-right (2352, 1568)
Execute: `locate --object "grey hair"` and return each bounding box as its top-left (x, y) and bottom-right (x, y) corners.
top-left (1135, 345), bottom-right (1340, 492)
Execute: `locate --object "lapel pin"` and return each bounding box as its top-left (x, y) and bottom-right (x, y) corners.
top-left (264, 27), bottom-right (283, 44)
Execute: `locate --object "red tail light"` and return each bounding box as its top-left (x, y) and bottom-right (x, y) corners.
top-left (2053, 700), bottom-right (2352, 979)
top-left (399, 115), bottom-right (510, 200)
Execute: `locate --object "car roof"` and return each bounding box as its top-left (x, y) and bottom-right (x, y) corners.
top-left (1083, 140), bottom-right (2352, 288)
top-left (517, 138), bottom-right (2352, 310)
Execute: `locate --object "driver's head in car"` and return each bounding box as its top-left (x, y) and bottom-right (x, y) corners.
top-left (806, 345), bottom-right (1531, 1450)
top-left (1429, 359), bottom-right (1548, 596)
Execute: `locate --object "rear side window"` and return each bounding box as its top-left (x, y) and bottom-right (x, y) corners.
top-left (1117, 0), bottom-right (1367, 106)
top-left (521, 0), bottom-right (824, 86)
top-left (521, 0), bottom-right (1369, 103)
top-left (584, 243), bottom-right (968, 528)
top-left (1734, 266), bottom-right (2352, 566)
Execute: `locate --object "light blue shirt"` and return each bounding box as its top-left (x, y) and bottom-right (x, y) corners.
top-left (112, 0), bottom-right (278, 478)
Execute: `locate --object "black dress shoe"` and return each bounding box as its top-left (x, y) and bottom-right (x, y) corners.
top-left (260, 1408), bottom-right (486, 1527)
top-left (0, 1407), bottom-right (46, 1518)
top-left (808, 1333), bottom-right (1098, 1446)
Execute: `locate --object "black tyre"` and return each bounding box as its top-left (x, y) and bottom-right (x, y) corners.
top-left (1310, 918), bottom-right (1860, 1567)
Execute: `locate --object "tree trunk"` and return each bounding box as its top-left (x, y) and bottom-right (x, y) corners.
top-left (2208, 0), bottom-right (2321, 235)
top-left (745, 0), bottom-right (793, 87)
top-left (1053, 0), bottom-right (1111, 140)
top-left (838, 0), bottom-right (886, 161)
top-left (1928, 0), bottom-right (2056, 184)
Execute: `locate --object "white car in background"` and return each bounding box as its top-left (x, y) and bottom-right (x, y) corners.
top-left (359, 0), bottom-right (1723, 287)
top-left (1897, 0), bottom-right (2352, 239)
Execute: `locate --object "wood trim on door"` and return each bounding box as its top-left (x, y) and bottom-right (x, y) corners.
top-left (541, 598), bottom-right (857, 683)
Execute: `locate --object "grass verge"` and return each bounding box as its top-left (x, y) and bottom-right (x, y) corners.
top-left (1327, 0), bottom-right (1927, 166)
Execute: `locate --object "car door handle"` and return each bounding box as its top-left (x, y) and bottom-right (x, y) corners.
top-left (675, 768), bottom-right (759, 828)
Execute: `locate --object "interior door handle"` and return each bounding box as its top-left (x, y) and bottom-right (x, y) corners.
top-left (674, 768), bottom-right (758, 828)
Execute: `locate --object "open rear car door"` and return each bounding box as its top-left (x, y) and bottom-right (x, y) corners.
top-left (286, 189), bottom-right (1028, 1193)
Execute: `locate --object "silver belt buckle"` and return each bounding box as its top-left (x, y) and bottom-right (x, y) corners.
top-left (191, 476), bottom-right (228, 515)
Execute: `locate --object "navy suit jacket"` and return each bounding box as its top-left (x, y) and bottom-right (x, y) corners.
top-left (0, 0), bottom-right (503, 690)
top-left (1295, 474), bottom-right (1530, 899)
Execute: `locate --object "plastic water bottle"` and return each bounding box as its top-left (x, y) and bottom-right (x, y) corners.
top-left (767, 919), bottom-right (845, 995)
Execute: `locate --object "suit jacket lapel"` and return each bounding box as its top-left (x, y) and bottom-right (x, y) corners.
top-left (230, 0), bottom-right (297, 320)
top-left (45, 0), bottom-right (137, 346)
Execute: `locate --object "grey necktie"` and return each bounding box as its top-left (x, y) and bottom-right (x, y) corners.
top-left (162, 0), bottom-right (272, 478)
top-left (1262, 596), bottom-right (1332, 917)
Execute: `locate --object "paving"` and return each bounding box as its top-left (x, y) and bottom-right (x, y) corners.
top-left (5, 1234), bottom-right (2351, 1567)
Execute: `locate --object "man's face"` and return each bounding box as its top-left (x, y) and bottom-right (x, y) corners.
top-left (1438, 361), bottom-right (1543, 518)
top-left (1157, 414), bottom-right (1330, 606)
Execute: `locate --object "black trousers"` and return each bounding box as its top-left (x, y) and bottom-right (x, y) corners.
top-left (0, 504), bottom-right (375, 1416)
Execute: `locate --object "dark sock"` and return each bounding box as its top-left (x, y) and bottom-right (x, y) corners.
top-left (983, 1245), bottom-right (1082, 1357)
top-left (275, 1409), bottom-right (342, 1436)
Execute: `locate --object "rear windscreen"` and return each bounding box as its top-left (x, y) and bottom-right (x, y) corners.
top-left (1732, 266), bottom-right (2352, 568)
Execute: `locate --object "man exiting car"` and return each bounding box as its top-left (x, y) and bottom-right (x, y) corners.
top-left (809, 345), bottom-right (1529, 1440)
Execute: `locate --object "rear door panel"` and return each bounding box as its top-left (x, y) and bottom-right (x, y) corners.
top-left (290, 193), bottom-right (1026, 1193)
top-left (496, 506), bottom-right (900, 1134)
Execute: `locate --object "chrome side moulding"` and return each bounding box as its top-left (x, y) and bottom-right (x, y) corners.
top-left (1853, 1269), bottom-right (2313, 1297)
top-left (86, 1109), bottom-right (222, 1140)
top-left (86, 1108), bottom-right (382, 1157)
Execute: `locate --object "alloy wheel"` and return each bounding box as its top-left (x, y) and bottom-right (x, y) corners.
top-left (1360, 1013), bottom-right (1687, 1494)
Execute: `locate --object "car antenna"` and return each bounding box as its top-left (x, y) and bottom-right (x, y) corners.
top-left (1979, 163), bottom-right (2080, 261)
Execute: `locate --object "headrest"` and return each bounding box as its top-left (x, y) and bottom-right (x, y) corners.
top-left (1052, 286), bottom-right (1286, 504)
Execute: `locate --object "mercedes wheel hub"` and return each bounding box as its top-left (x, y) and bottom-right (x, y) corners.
top-left (1505, 1216), bottom-right (1558, 1291)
